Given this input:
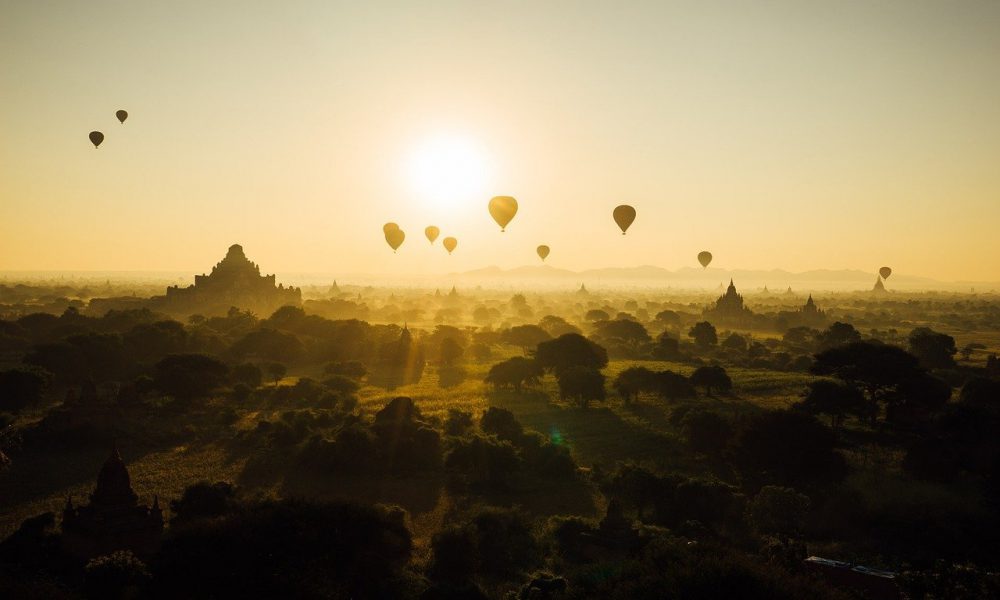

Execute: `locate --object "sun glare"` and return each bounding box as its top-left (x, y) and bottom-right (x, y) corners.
top-left (406, 134), bottom-right (492, 212)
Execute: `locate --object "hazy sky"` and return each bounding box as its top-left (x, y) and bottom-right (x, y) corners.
top-left (2, 1), bottom-right (999, 281)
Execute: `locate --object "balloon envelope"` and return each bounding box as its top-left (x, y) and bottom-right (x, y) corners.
top-left (697, 251), bottom-right (713, 268)
top-left (383, 222), bottom-right (399, 235)
top-left (385, 228), bottom-right (405, 252)
top-left (425, 226), bottom-right (440, 244)
top-left (879, 266), bottom-right (892, 279)
top-left (613, 205), bottom-right (636, 234)
top-left (488, 196), bottom-right (518, 231)
top-left (116, 110), bottom-right (128, 124)
top-left (89, 131), bottom-right (104, 148)
top-left (443, 237), bottom-right (458, 254)
top-left (536, 245), bottom-right (550, 261)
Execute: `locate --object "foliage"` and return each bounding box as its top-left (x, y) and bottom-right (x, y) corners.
top-left (154, 353), bottom-right (229, 400)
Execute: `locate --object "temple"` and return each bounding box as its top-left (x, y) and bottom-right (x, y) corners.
top-left (61, 443), bottom-right (163, 560)
top-left (798, 294), bottom-right (827, 326)
top-left (151, 244), bottom-right (301, 317)
top-left (704, 279), bottom-right (753, 324)
top-left (872, 276), bottom-right (887, 294)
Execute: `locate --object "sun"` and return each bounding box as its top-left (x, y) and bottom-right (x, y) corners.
top-left (406, 134), bottom-right (492, 212)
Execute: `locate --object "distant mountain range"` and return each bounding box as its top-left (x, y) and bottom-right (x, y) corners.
top-left (444, 265), bottom-right (995, 292)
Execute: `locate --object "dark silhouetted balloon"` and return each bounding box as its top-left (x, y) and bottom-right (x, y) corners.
top-left (879, 266), bottom-right (892, 279)
top-left (698, 251), bottom-right (713, 268)
top-left (116, 110), bottom-right (128, 124)
top-left (537, 245), bottom-right (550, 261)
top-left (385, 228), bottom-right (405, 252)
top-left (383, 222), bottom-right (399, 235)
top-left (89, 131), bottom-right (104, 148)
top-left (488, 196), bottom-right (517, 232)
top-left (613, 205), bottom-right (636, 234)
top-left (425, 226), bottom-right (440, 244)
top-left (443, 237), bottom-right (457, 254)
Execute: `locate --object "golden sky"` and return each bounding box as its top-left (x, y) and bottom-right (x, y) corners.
top-left (2, 1), bottom-right (999, 281)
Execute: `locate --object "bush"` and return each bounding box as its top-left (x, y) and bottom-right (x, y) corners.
top-left (84, 550), bottom-right (150, 600)
top-left (480, 407), bottom-right (524, 443)
top-left (324, 360), bottom-right (368, 380)
top-left (444, 409), bottom-right (474, 436)
top-left (322, 374), bottom-right (360, 395)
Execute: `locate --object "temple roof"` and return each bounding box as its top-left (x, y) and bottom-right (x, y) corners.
top-left (90, 442), bottom-right (138, 508)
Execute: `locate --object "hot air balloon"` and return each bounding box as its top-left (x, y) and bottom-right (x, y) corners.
top-left (425, 226), bottom-right (440, 244)
top-left (536, 245), bottom-right (550, 261)
top-left (383, 222), bottom-right (399, 235)
top-left (879, 266), bottom-right (892, 279)
top-left (116, 110), bottom-right (128, 124)
top-left (612, 205), bottom-right (636, 234)
top-left (488, 196), bottom-right (517, 232)
top-left (89, 131), bottom-right (104, 148)
top-left (385, 228), bottom-right (405, 253)
top-left (443, 237), bottom-right (458, 254)
top-left (697, 251), bottom-right (713, 268)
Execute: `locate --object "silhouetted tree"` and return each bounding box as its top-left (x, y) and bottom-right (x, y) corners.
top-left (721, 333), bottom-right (748, 352)
top-left (887, 372), bottom-right (951, 425)
top-left (231, 362), bottom-right (262, 388)
top-left (812, 341), bottom-right (923, 426)
top-left (782, 327), bottom-right (819, 352)
top-left (169, 481), bottom-right (237, 526)
top-left (585, 309), bottom-right (610, 322)
top-left (651, 332), bottom-right (682, 360)
top-left (230, 328), bottom-right (303, 363)
top-left (480, 407), bottom-right (524, 443)
top-left (323, 360), bottom-right (367, 380)
top-left (908, 327), bottom-right (957, 370)
top-left (443, 409), bottom-right (474, 436)
top-left (732, 410), bottom-right (846, 486)
top-left (690, 365), bottom-right (732, 396)
top-left (613, 366), bottom-right (657, 404)
top-left (688, 321), bottom-right (718, 350)
top-left (501, 324), bottom-right (551, 354)
top-left (322, 374), bottom-right (360, 395)
top-left (535, 333), bottom-right (608, 376)
top-left (655, 370), bottom-right (697, 401)
top-left (592, 319), bottom-right (651, 346)
top-left (154, 354), bottom-right (229, 400)
top-left (816, 322), bottom-right (861, 350)
top-left (444, 434), bottom-right (520, 488)
top-left (123, 320), bottom-right (187, 364)
top-left (538, 315), bottom-right (581, 337)
top-left (654, 310), bottom-right (682, 328)
top-left (265, 362), bottom-right (286, 386)
top-left (429, 507), bottom-right (540, 583)
top-left (794, 379), bottom-right (869, 428)
top-left (557, 366), bottom-right (606, 408)
top-left (484, 357), bottom-right (543, 394)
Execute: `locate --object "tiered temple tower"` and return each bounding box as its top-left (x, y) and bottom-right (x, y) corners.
top-left (154, 244), bottom-right (301, 317)
top-left (704, 279), bottom-right (753, 323)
